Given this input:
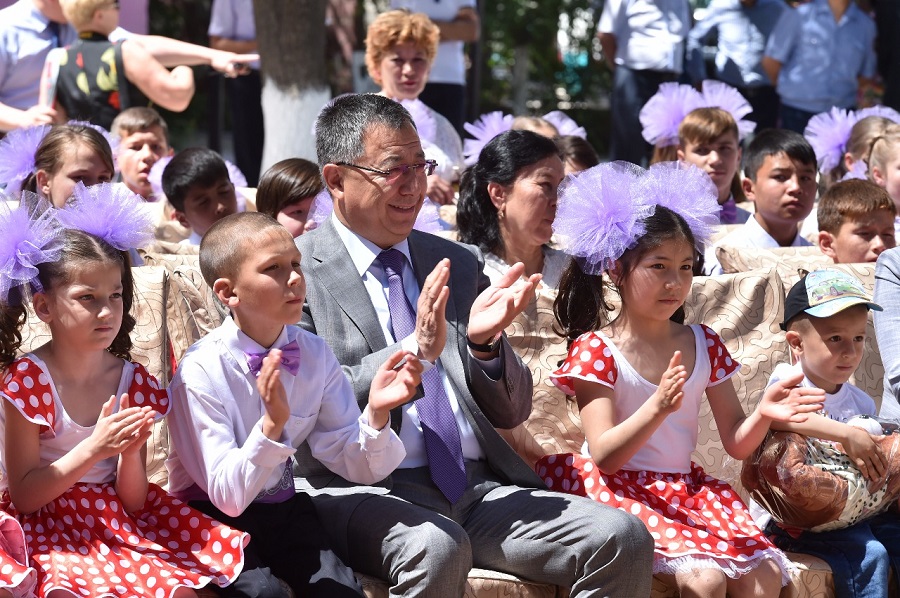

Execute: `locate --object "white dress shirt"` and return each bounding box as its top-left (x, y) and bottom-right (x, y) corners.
top-left (598, 0), bottom-right (691, 73)
top-left (166, 317), bottom-right (405, 517)
top-left (704, 215), bottom-right (812, 275)
top-left (331, 213), bottom-right (488, 468)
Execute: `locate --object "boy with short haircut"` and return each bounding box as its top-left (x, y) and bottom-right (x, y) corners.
top-left (162, 147), bottom-right (238, 245)
top-left (705, 129), bottom-right (819, 274)
top-left (166, 212), bottom-right (422, 596)
top-left (111, 107), bottom-right (174, 200)
top-left (817, 179), bottom-right (897, 264)
top-left (757, 269), bottom-right (900, 598)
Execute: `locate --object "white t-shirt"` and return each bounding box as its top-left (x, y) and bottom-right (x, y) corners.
top-left (767, 362), bottom-right (876, 422)
top-left (390, 0), bottom-right (476, 85)
top-left (704, 215), bottom-right (812, 275)
top-left (597, 0), bottom-right (691, 73)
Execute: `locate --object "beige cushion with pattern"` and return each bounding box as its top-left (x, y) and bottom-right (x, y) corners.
top-left (18, 266), bottom-right (172, 487)
top-left (360, 569), bottom-right (565, 598)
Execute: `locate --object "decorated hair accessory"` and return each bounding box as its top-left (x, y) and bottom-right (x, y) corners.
top-left (855, 105), bottom-right (900, 124)
top-left (463, 111), bottom-right (514, 166)
top-left (553, 161), bottom-right (653, 274)
top-left (306, 188), bottom-right (333, 229)
top-left (840, 160), bottom-right (869, 182)
top-left (55, 182), bottom-right (155, 251)
top-left (0, 125), bottom-right (50, 195)
top-left (543, 110), bottom-right (587, 139)
top-left (638, 161), bottom-right (721, 247)
top-left (803, 107), bottom-right (857, 173)
top-left (639, 82), bottom-right (704, 146)
top-left (0, 193), bottom-right (64, 304)
top-left (699, 80), bottom-right (756, 141)
top-left (401, 98), bottom-right (437, 145)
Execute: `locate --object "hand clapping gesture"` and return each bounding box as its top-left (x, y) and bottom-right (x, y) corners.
top-left (758, 369), bottom-right (826, 423)
top-left (368, 350), bottom-right (424, 430)
top-left (89, 394), bottom-right (155, 461)
top-left (651, 352), bottom-right (688, 416)
top-left (257, 349), bottom-right (292, 440)
top-left (467, 262), bottom-right (541, 352)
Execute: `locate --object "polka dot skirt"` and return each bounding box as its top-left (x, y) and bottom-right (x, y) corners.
top-left (535, 454), bottom-right (792, 581)
top-left (0, 510), bottom-right (37, 595)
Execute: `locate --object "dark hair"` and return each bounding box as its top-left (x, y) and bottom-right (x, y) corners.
top-left (743, 128), bottom-right (816, 182)
top-left (0, 229), bottom-right (134, 370)
top-left (457, 129), bottom-right (562, 254)
top-left (554, 205), bottom-right (695, 342)
top-left (199, 212), bottom-right (287, 286)
top-left (161, 147), bottom-right (230, 212)
top-left (556, 135), bottom-right (600, 172)
top-left (315, 93), bottom-right (416, 170)
top-left (23, 124), bottom-right (115, 195)
top-left (817, 179), bottom-right (897, 234)
top-left (256, 158), bottom-right (324, 218)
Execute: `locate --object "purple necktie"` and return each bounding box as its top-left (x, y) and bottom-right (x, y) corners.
top-left (377, 249), bottom-right (467, 503)
top-left (245, 339), bottom-right (301, 377)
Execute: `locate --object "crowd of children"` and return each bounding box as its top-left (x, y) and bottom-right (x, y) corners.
top-left (0, 45), bottom-right (900, 597)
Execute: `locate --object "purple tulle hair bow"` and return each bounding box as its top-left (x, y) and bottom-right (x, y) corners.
top-left (803, 107), bottom-right (857, 173)
top-left (543, 111), bottom-right (587, 139)
top-left (637, 162), bottom-right (721, 247)
top-left (856, 105), bottom-right (900, 123)
top-left (55, 182), bottom-right (156, 251)
top-left (640, 81), bottom-right (756, 146)
top-left (0, 194), bottom-right (64, 304)
top-left (401, 98), bottom-right (437, 145)
top-left (463, 111), bottom-right (514, 166)
top-left (840, 160), bottom-right (870, 181)
top-left (553, 161), bottom-right (653, 274)
top-left (0, 125), bottom-right (50, 196)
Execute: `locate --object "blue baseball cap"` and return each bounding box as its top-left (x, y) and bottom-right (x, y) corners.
top-left (781, 269), bottom-right (882, 330)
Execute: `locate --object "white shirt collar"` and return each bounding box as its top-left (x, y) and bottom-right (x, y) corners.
top-left (330, 212), bottom-right (413, 276)
top-left (220, 317), bottom-right (290, 374)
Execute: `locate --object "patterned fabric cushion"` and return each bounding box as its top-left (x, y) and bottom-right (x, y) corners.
top-left (360, 569), bottom-right (565, 598)
top-left (18, 265), bottom-right (171, 487)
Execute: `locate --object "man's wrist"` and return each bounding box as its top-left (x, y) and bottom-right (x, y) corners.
top-left (467, 332), bottom-right (502, 353)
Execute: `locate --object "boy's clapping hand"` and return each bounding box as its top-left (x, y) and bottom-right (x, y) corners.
top-left (367, 350), bottom-right (423, 430)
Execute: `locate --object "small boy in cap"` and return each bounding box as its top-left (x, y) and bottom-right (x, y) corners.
top-left (758, 269), bottom-right (900, 598)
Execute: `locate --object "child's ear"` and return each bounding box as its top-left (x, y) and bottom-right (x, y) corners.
top-left (486, 181), bottom-right (506, 212)
top-left (741, 176), bottom-right (755, 202)
top-left (608, 260), bottom-right (624, 287)
top-left (172, 209), bottom-right (191, 230)
top-left (35, 169), bottom-right (51, 198)
top-left (321, 164), bottom-right (345, 200)
top-left (32, 292), bottom-right (52, 323)
top-left (213, 278), bottom-right (239, 307)
top-left (676, 147), bottom-right (686, 162)
top-left (785, 330), bottom-right (803, 359)
top-left (818, 231), bottom-right (838, 261)
top-left (872, 165), bottom-right (887, 187)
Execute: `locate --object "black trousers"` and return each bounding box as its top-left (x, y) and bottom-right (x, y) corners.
top-left (190, 493), bottom-right (363, 598)
top-left (225, 69), bottom-right (264, 187)
top-left (418, 82), bottom-right (467, 136)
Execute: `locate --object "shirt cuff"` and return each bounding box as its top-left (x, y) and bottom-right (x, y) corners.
top-left (401, 333), bottom-right (436, 373)
top-left (358, 410), bottom-right (394, 450)
top-left (247, 419), bottom-right (296, 467)
top-left (468, 346), bottom-right (502, 380)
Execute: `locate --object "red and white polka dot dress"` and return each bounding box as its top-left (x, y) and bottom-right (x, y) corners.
top-left (537, 325), bottom-right (793, 581)
top-left (0, 510), bottom-right (37, 597)
top-left (0, 356), bottom-right (250, 598)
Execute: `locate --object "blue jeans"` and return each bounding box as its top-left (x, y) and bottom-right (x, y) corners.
top-left (766, 515), bottom-right (900, 598)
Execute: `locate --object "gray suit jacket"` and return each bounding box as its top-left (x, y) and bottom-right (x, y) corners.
top-left (875, 247), bottom-right (900, 419)
top-left (294, 219), bottom-right (543, 490)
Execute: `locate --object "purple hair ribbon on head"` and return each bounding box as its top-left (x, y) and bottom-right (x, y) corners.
top-left (639, 161), bottom-right (721, 247)
top-left (401, 98), bottom-right (437, 145)
top-left (55, 182), bottom-right (156, 251)
top-left (0, 193), bottom-right (64, 304)
top-left (700, 80), bottom-right (756, 140)
top-left (463, 111), bottom-right (513, 166)
top-left (553, 161), bottom-right (652, 275)
top-left (0, 125), bottom-right (50, 196)
top-left (856, 105), bottom-right (900, 124)
top-left (639, 83), bottom-right (704, 146)
top-left (307, 188), bottom-right (333, 230)
top-left (543, 111), bottom-right (587, 139)
top-left (804, 107), bottom-right (857, 173)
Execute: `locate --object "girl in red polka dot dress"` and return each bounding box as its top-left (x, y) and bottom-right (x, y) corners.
top-left (0, 193), bottom-right (249, 598)
top-left (537, 161), bottom-right (826, 597)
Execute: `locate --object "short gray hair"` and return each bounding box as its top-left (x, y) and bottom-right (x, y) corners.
top-left (315, 94), bottom-right (417, 169)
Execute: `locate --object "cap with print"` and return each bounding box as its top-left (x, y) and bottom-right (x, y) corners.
top-left (781, 269), bottom-right (882, 330)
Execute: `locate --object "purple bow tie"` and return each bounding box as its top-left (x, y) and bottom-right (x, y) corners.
top-left (245, 339), bottom-right (301, 377)
top-left (719, 198), bottom-right (738, 224)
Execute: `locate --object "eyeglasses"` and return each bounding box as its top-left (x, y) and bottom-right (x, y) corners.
top-left (335, 160), bottom-right (438, 182)
top-left (106, 0), bottom-right (120, 9)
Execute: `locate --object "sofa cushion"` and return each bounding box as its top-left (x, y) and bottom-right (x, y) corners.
top-left (359, 568), bottom-right (565, 598)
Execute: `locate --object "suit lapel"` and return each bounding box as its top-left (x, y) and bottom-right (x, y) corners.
top-left (309, 220), bottom-right (388, 352)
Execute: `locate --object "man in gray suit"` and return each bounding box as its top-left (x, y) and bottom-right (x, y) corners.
top-left (296, 93), bottom-right (653, 596)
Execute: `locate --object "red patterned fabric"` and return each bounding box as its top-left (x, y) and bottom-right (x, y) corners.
top-left (700, 325), bottom-right (740, 385)
top-left (535, 454), bottom-right (791, 579)
top-left (0, 510), bottom-right (36, 596)
top-left (550, 332), bottom-right (618, 395)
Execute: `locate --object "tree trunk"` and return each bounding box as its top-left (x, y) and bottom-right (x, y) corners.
top-left (254, 0), bottom-right (330, 174)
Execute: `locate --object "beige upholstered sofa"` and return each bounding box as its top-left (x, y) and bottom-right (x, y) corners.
top-left (20, 246), bottom-right (891, 598)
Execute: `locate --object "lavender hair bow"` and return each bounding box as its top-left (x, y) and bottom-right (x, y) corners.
top-left (0, 195), bottom-right (64, 304)
top-left (0, 125), bottom-right (50, 196)
top-left (638, 161), bottom-right (721, 247)
top-left (804, 107), bottom-right (857, 173)
top-left (463, 111), bottom-right (514, 166)
top-left (543, 110), bottom-right (587, 139)
top-left (55, 182), bottom-right (156, 251)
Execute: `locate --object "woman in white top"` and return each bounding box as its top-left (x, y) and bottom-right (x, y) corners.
top-left (365, 9), bottom-right (464, 205)
top-left (457, 129), bottom-right (568, 288)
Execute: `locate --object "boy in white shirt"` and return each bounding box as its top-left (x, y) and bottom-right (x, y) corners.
top-left (758, 269), bottom-right (900, 598)
top-left (166, 212), bottom-right (423, 596)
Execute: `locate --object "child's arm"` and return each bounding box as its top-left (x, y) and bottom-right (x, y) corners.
top-left (707, 368), bottom-right (825, 460)
top-left (771, 415), bottom-right (887, 481)
top-left (114, 393), bottom-right (155, 514)
top-left (578, 352), bottom-right (687, 474)
top-left (4, 398), bottom-right (154, 515)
